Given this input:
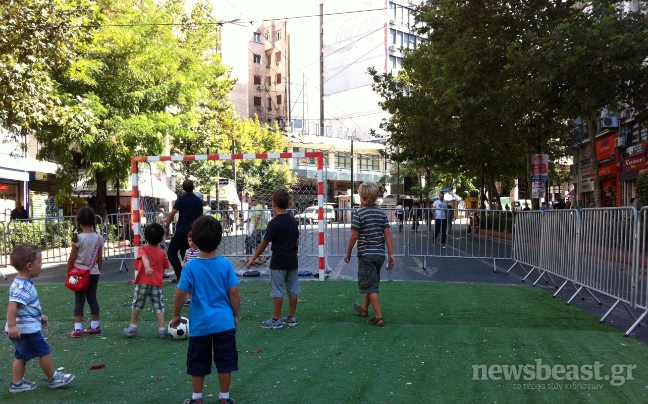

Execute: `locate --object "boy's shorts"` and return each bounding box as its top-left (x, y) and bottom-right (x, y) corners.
top-left (12, 331), bottom-right (51, 361)
top-left (131, 284), bottom-right (165, 313)
top-left (357, 255), bottom-right (385, 294)
top-left (187, 328), bottom-right (238, 376)
top-left (270, 269), bottom-right (302, 298)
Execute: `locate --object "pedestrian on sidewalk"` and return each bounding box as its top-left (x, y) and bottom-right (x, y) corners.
top-left (432, 192), bottom-right (449, 248)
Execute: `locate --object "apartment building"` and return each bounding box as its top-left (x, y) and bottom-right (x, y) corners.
top-left (219, 0), bottom-right (424, 201)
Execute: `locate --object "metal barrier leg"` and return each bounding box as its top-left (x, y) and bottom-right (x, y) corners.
top-left (622, 302), bottom-right (638, 323)
top-left (423, 256), bottom-right (427, 270)
top-left (0, 267), bottom-right (6, 280)
top-left (600, 300), bottom-right (621, 323)
top-left (567, 286), bottom-right (584, 304)
top-left (625, 311), bottom-right (648, 337)
top-left (521, 266), bottom-right (537, 282)
top-left (580, 287), bottom-right (601, 305)
top-left (119, 259), bottom-right (130, 273)
top-left (505, 261), bottom-right (519, 274)
top-left (532, 270), bottom-right (547, 286)
top-left (553, 280), bottom-right (570, 297)
top-left (493, 258), bottom-right (497, 273)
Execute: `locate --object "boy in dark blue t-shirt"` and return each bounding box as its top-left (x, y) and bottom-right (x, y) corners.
top-left (247, 189), bottom-right (300, 329)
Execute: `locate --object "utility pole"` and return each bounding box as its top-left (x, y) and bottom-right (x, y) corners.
top-left (319, 3), bottom-right (324, 137)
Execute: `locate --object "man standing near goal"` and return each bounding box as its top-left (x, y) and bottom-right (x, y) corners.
top-left (165, 180), bottom-right (203, 282)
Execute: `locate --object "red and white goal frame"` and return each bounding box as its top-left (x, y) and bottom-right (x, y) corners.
top-left (130, 152), bottom-right (327, 279)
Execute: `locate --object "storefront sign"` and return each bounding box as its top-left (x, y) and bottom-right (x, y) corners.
top-left (596, 135), bottom-right (617, 166)
top-left (0, 184), bottom-right (9, 191)
top-left (622, 157), bottom-right (644, 172)
top-left (599, 163), bottom-right (619, 176)
top-left (627, 143), bottom-right (643, 156)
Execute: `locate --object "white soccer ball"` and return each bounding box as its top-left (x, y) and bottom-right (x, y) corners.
top-left (168, 317), bottom-right (190, 340)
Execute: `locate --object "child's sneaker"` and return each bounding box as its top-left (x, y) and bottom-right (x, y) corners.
top-left (46, 371), bottom-right (75, 389)
top-left (184, 299), bottom-right (191, 307)
top-left (260, 318), bottom-right (284, 329)
top-left (70, 329), bottom-right (83, 338)
top-left (85, 326), bottom-right (102, 335)
top-left (159, 328), bottom-right (169, 339)
top-left (123, 324), bottom-right (138, 337)
top-left (220, 398), bottom-right (236, 404)
top-left (9, 379), bottom-right (37, 393)
top-left (280, 316), bottom-right (298, 327)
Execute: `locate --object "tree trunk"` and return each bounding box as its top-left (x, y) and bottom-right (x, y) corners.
top-left (586, 119), bottom-right (601, 207)
top-left (487, 169), bottom-right (499, 209)
top-left (95, 171), bottom-right (108, 218)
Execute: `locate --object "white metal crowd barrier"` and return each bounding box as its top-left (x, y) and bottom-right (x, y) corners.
top-left (509, 207), bottom-right (646, 336)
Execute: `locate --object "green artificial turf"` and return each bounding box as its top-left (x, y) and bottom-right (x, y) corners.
top-left (0, 280), bottom-right (647, 403)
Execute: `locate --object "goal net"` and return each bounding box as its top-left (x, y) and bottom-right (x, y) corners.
top-left (130, 152), bottom-right (328, 278)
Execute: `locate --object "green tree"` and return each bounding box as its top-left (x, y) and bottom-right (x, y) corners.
top-left (0, 0), bottom-right (102, 145)
top-left (35, 0), bottom-right (236, 216)
top-left (505, 0), bottom-right (648, 206)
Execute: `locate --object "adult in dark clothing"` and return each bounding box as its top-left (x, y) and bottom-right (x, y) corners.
top-left (164, 180), bottom-right (204, 282)
top-left (10, 201), bottom-right (28, 220)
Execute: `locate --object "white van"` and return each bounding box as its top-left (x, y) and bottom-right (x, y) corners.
top-left (295, 206), bottom-right (335, 224)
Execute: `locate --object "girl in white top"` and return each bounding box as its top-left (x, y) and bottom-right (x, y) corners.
top-left (66, 207), bottom-right (103, 338)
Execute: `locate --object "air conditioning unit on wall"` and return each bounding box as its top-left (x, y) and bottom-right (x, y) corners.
top-left (601, 116), bottom-right (618, 129)
top-left (388, 44), bottom-right (397, 52)
top-left (255, 84), bottom-right (262, 90)
top-left (615, 137), bottom-right (626, 148)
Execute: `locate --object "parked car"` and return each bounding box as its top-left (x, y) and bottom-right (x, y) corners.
top-left (295, 206), bottom-right (335, 224)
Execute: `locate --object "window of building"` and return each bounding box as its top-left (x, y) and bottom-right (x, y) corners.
top-left (396, 31), bottom-right (403, 48)
top-left (277, 95), bottom-right (282, 105)
top-left (253, 54), bottom-right (261, 64)
top-left (275, 73), bottom-right (281, 84)
top-left (253, 76), bottom-right (262, 85)
top-left (267, 97), bottom-right (272, 111)
top-left (336, 152), bottom-right (352, 170)
top-left (253, 96), bottom-right (261, 106)
top-left (276, 31), bottom-right (281, 41)
top-left (253, 32), bottom-right (261, 43)
top-left (266, 76), bottom-right (272, 87)
top-left (390, 29), bottom-right (396, 45)
top-left (358, 154), bottom-right (380, 171)
top-left (267, 119), bottom-right (272, 125)
top-left (275, 52), bottom-right (281, 63)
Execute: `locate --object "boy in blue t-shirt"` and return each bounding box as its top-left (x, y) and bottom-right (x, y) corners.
top-left (171, 216), bottom-right (240, 404)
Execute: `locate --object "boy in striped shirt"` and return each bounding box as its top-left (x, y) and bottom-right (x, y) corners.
top-left (343, 181), bottom-right (395, 327)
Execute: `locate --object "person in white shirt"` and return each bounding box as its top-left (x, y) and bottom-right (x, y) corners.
top-left (432, 192), bottom-right (449, 248)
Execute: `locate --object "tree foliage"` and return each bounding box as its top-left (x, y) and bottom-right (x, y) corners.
top-left (0, 0), bottom-right (102, 143)
top-left (371, 0), bottom-right (648, 207)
